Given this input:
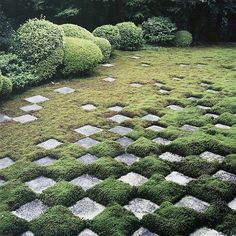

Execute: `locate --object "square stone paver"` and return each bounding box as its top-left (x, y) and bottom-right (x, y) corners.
top-left (200, 82), bottom-right (211, 87)
top-left (26, 176), bottom-right (56, 194)
top-left (207, 89), bottom-right (219, 94)
top-left (22, 231), bottom-right (34, 236)
top-left (213, 170), bottom-right (236, 184)
top-left (33, 156), bottom-right (57, 166)
top-left (75, 125), bottom-right (103, 136)
top-left (0, 157), bottom-right (14, 169)
top-left (175, 196), bottom-right (210, 213)
top-left (119, 172), bottom-right (148, 187)
top-left (142, 114), bottom-right (160, 122)
top-left (103, 77), bottom-right (116, 82)
top-left (13, 115), bottom-right (38, 123)
top-left (12, 199), bottom-right (48, 221)
top-left (125, 198), bottom-right (159, 220)
top-left (200, 151), bottom-right (224, 163)
top-left (70, 174), bottom-right (102, 191)
top-left (0, 113), bottom-right (12, 123)
top-left (188, 97), bottom-right (199, 102)
top-left (108, 114), bottom-right (131, 123)
top-left (130, 83), bottom-right (143, 88)
top-left (153, 137), bottom-right (171, 146)
top-left (116, 137), bottom-right (134, 148)
top-left (132, 227), bottom-right (158, 236)
top-left (142, 63), bottom-right (150, 67)
top-left (25, 95), bottom-right (49, 104)
top-left (190, 227), bottom-right (225, 236)
top-left (75, 138), bottom-right (100, 149)
top-left (108, 106), bottom-right (123, 112)
top-left (102, 63), bottom-right (114, 68)
top-left (155, 82), bottom-right (164, 87)
top-left (115, 154), bottom-right (139, 166)
top-left (167, 105), bottom-right (184, 110)
top-left (159, 89), bottom-right (170, 94)
top-left (69, 197), bottom-right (105, 220)
top-left (109, 126), bottom-right (133, 136)
top-left (0, 178), bottom-right (6, 186)
top-left (54, 87), bottom-right (75, 94)
top-left (81, 104), bottom-right (97, 111)
top-left (197, 105), bottom-right (211, 110)
top-left (20, 104), bottom-right (42, 112)
top-left (215, 124), bottom-right (231, 129)
top-left (77, 154), bottom-right (98, 164)
top-left (179, 64), bottom-right (188, 67)
top-left (181, 124), bottom-right (199, 132)
top-left (159, 152), bottom-right (184, 162)
top-left (130, 56), bottom-right (140, 59)
top-left (172, 77), bottom-right (182, 81)
top-left (78, 229), bottom-right (98, 236)
top-left (147, 125), bottom-right (165, 132)
top-left (228, 197), bottom-right (236, 210)
top-left (165, 171), bottom-right (194, 186)
top-left (37, 139), bottom-right (63, 150)
top-left (205, 113), bottom-right (219, 119)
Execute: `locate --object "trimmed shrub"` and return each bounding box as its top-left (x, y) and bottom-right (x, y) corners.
top-left (12, 19), bottom-right (64, 63)
top-left (61, 24), bottom-right (95, 41)
top-left (62, 37), bottom-right (103, 75)
top-left (175, 30), bottom-right (193, 47)
top-left (93, 24), bottom-right (121, 49)
top-left (94, 37), bottom-right (112, 62)
top-left (116, 22), bottom-right (143, 51)
top-left (0, 76), bottom-right (12, 98)
top-left (142, 16), bottom-right (177, 45)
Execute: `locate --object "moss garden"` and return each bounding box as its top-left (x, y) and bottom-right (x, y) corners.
top-left (0, 15), bottom-right (236, 236)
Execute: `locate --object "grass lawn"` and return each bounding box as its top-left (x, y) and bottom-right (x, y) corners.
top-left (0, 45), bottom-right (236, 236)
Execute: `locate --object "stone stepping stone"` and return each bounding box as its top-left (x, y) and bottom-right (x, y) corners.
top-left (75, 125), bottom-right (103, 137)
top-left (142, 63), bottom-right (150, 67)
top-left (25, 95), bottom-right (49, 104)
top-left (54, 87), bottom-right (75, 94)
top-left (213, 170), bottom-right (236, 184)
top-left (159, 152), bottom-right (184, 163)
top-left (179, 64), bottom-right (188, 67)
top-left (175, 196), bottom-right (210, 213)
top-left (153, 137), bottom-right (171, 146)
top-left (159, 89), bottom-right (170, 94)
top-left (37, 139), bottom-right (63, 150)
top-left (215, 124), bottom-right (230, 129)
top-left (167, 105), bottom-right (184, 111)
top-left (0, 113), bottom-right (12, 123)
top-left (12, 199), bottom-right (48, 221)
top-left (207, 89), bottom-right (219, 94)
top-left (0, 178), bottom-right (6, 186)
top-left (115, 154), bottom-right (139, 166)
top-left (78, 229), bottom-right (99, 236)
top-left (75, 138), bottom-right (100, 149)
top-left (108, 106), bottom-right (123, 112)
top-left (70, 174), bottom-right (102, 191)
top-left (130, 83), bottom-right (143, 88)
top-left (142, 114), bottom-right (160, 122)
top-left (103, 77), bottom-right (116, 82)
top-left (108, 114), bottom-right (131, 124)
top-left (146, 125), bottom-right (165, 132)
top-left (22, 231), bottom-right (34, 236)
top-left (0, 157), bottom-right (14, 169)
top-left (125, 198), bottom-right (159, 220)
top-left (165, 171), bottom-right (194, 186)
top-left (190, 227), bottom-right (225, 236)
top-left (132, 227), bottom-right (158, 236)
top-left (197, 63), bottom-right (207, 67)
top-left (13, 114), bottom-right (38, 123)
top-left (26, 176), bottom-right (56, 194)
top-left (197, 105), bottom-right (211, 110)
top-left (200, 82), bottom-right (211, 88)
top-left (154, 82), bottom-right (164, 87)
top-left (228, 197), bottom-right (236, 210)
top-left (181, 124), bottom-right (199, 132)
top-left (188, 97), bottom-right (199, 102)
top-left (116, 137), bottom-right (134, 148)
top-left (102, 63), bottom-right (114, 68)
top-left (172, 77), bottom-right (182, 81)
top-left (119, 172), bottom-right (148, 187)
top-left (77, 154), bottom-right (98, 164)
top-left (69, 197), bottom-right (105, 220)
top-left (130, 56), bottom-right (140, 59)
top-left (200, 151), bottom-right (224, 163)
top-left (109, 126), bottom-right (133, 136)
top-left (20, 104), bottom-right (42, 112)
top-left (205, 113), bottom-right (219, 119)
top-left (81, 104), bottom-right (97, 111)
top-left (33, 156), bottom-right (57, 166)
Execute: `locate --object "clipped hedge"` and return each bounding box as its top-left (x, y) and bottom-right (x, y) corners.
top-left (94, 37), bottom-right (112, 62)
top-left (0, 75), bottom-right (12, 98)
top-left (175, 30), bottom-right (193, 47)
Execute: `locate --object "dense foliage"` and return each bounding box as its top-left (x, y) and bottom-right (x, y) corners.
top-left (0, 75), bottom-right (12, 98)
top-left (94, 37), bottom-right (112, 62)
top-left (175, 30), bottom-right (193, 47)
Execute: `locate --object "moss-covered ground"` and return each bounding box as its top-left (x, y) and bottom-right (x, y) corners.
top-left (0, 45), bottom-right (236, 235)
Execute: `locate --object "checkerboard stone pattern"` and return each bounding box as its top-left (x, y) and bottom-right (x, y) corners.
top-left (181, 124), bottom-right (199, 132)
top-left (33, 156), bottom-right (56, 166)
top-left (153, 137), bottom-right (171, 146)
top-left (13, 115), bottom-right (38, 123)
top-left (115, 153), bottom-right (139, 166)
top-left (142, 114), bottom-right (160, 122)
top-left (37, 139), bottom-right (63, 150)
top-left (75, 125), bottom-right (103, 136)
top-left (25, 95), bottom-right (49, 103)
top-left (175, 196), bottom-right (210, 213)
top-left (116, 137), bottom-right (134, 148)
top-left (12, 199), bottom-right (48, 221)
top-left (119, 172), bottom-right (148, 187)
top-left (0, 157), bottom-right (14, 169)
top-left (54, 87), bottom-right (75, 94)
top-left (75, 138), bottom-right (100, 149)
top-left (200, 151), bottom-right (224, 163)
top-left (159, 152), bottom-right (184, 162)
top-left (69, 197), bottom-right (105, 220)
top-left (165, 171), bottom-right (194, 186)
top-left (108, 114), bottom-right (131, 123)
top-left (147, 125), bottom-right (165, 132)
top-left (109, 126), bottom-right (133, 136)
top-left (190, 227), bottom-right (225, 236)
top-left (78, 229), bottom-right (98, 236)
top-left (77, 154), bottom-right (98, 164)
top-left (132, 227), bottom-right (158, 236)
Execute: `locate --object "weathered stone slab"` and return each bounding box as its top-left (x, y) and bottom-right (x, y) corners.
top-left (54, 87), bottom-right (75, 94)
top-left (22, 231), bottom-right (34, 236)
top-left (188, 97), bottom-right (199, 102)
top-left (75, 125), bottom-right (103, 136)
top-left (165, 171), bottom-right (194, 186)
top-left (77, 154), bottom-right (98, 164)
top-left (20, 104), bottom-right (42, 112)
top-left (167, 105), bottom-right (184, 110)
top-left (108, 114), bottom-right (131, 123)
top-left (213, 170), bottom-right (236, 184)
top-left (152, 137), bottom-right (171, 146)
top-left (103, 77), bottom-right (116, 82)
top-left (102, 63), bottom-right (114, 68)
top-left (146, 125), bottom-right (165, 132)
top-left (0, 113), bottom-right (12, 123)
top-left (215, 124), bottom-right (230, 129)
top-left (78, 229), bottom-right (99, 236)
top-left (0, 178), bottom-right (5, 185)
top-left (205, 113), bottom-right (219, 119)
top-left (190, 227), bottom-right (225, 236)
top-left (115, 154), bottom-right (139, 166)
top-left (197, 105), bottom-right (211, 110)
top-left (207, 89), bottom-right (219, 94)
top-left (159, 152), bottom-right (184, 162)
top-left (200, 151), bottom-right (224, 163)
top-left (108, 106), bottom-right (123, 112)
top-left (81, 104), bottom-right (97, 111)
top-left (116, 137), bottom-right (134, 148)
top-left (181, 124), bottom-right (199, 132)
top-left (119, 172), bottom-right (148, 187)
top-left (25, 95), bottom-right (49, 103)
top-left (130, 83), bottom-right (143, 88)
top-left (13, 115), bottom-right (38, 123)
top-left (159, 89), bottom-right (170, 94)
top-left (109, 126), bottom-right (133, 136)
top-left (37, 139), bottom-right (63, 150)
top-left (142, 114), bottom-right (160, 122)
top-left (75, 138), bottom-right (100, 149)
top-left (0, 157), bottom-right (14, 169)
top-left (228, 197), bottom-right (236, 210)
top-left (34, 156), bottom-right (56, 166)
top-left (132, 227), bottom-right (158, 236)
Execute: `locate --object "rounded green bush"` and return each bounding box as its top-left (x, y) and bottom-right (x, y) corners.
top-left (62, 37), bottom-right (103, 76)
top-left (175, 30), bottom-right (193, 47)
top-left (13, 19), bottom-right (64, 63)
top-left (94, 37), bottom-right (112, 62)
top-left (93, 24), bottom-right (121, 49)
top-left (0, 76), bottom-right (12, 98)
top-left (61, 24), bottom-right (95, 41)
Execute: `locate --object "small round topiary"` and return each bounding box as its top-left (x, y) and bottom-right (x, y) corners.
top-left (0, 76), bottom-right (12, 98)
top-left (116, 22), bottom-right (144, 51)
top-left (175, 30), bottom-right (193, 47)
top-left (12, 19), bottom-right (64, 63)
top-left (94, 37), bottom-right (112, 62)
top-left (61, 24), bottom-right (95, 41)
top-left (93, 25), bottom-right (121, 50)
top-left (62, 37), bottom-right (103, 76)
